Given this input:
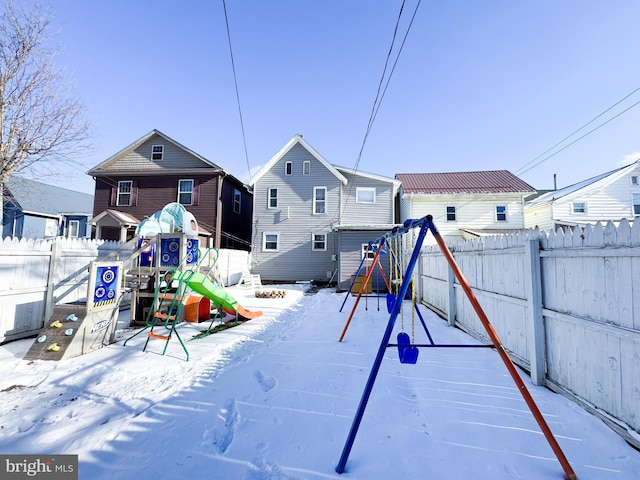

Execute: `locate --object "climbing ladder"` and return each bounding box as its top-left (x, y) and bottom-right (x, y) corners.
top-left (124, 268), bottom-right (192, 361)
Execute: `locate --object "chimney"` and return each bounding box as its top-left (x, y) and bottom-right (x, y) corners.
top-left (553, 174), bottom-right (557, 190)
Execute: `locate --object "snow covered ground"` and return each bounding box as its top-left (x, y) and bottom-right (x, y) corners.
top-left (1, 285), bottom-right (639, 480)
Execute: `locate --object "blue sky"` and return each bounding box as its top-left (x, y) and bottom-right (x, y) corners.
top-left (34, 0), bottom-right (640, 195)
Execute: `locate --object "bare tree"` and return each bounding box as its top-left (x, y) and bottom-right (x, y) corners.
top-left (0, 1), bottom-right (91, 185)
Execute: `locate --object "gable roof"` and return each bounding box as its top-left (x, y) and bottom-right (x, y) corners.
top-left (526, 162), bottom-right (636, 206)
top-left (3, 176), bottom-right (93, 217)
top-left (90, 209), bottom-right (141, 227)
top-left (87, 129), bottom-right (223, 175)
top-left (249, 135), bottom-right (348, 186)
top-left (334, 165), bottom-right (401, 186)
top-left (396, 170), bottom-right (535, 195)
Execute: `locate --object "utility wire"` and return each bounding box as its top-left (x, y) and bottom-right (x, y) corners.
top-left (353, 0), bottom-right (422, 176)
top-left (423, 87), bottom-right (640, 226)
top-left (516, 91), bottom-right (640, 177)
top-left (338, 0), bottom-right (422, 223)
top-left (515, 85), bottom-right (640, 177)
top-left (222, 0), bottom-right (251, 182)
top-left (366, 0), bottom-right (422, 147)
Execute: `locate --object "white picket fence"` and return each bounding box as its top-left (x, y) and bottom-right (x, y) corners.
top-left (0, 237), bottom-right (250, 343)
top-left (418, 219), bottom-right (640, 447)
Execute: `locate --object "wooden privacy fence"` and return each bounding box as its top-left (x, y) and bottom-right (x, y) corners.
top-left (0, 237), bottom-right (250, 344)
top-left (418, 219), bottom-right (640, 448)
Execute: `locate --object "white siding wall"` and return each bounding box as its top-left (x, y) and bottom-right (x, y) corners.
top-left (524, 203), bottom-right (554, 231)
top-left (339, 172), bottom-right (395, 224)
top-left (252, 144), bottom-right (341, 282)
top-left (400, 194), bottom-right (526, 244)
top-left (526, 165), bottom-right (640, 231)
top-left (554, 172), bottom-right (639, 222)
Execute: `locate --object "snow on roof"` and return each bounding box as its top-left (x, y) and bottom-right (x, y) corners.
top-left (526, 164), bottom-right (629, 205)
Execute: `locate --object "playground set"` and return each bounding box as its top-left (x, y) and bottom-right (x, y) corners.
top-left (24, 203), bottom-right (261, 363)
top-left (335, 216), bottom-right (578, 480)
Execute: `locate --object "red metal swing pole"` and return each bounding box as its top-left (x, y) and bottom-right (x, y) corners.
top-left (338, 241), bottom-right (384, 342)
top-left (431, 228), bottom-right (577, 480)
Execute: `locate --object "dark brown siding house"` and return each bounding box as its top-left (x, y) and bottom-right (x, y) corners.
top-left (87, 129), bottom-right (252, 250)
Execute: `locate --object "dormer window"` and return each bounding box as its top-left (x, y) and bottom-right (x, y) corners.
top-left (152, 145), bottom-right (164, 161)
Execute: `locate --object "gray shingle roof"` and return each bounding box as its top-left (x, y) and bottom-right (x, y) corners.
top-left (396, 170), bottom-right (535, 194)
top-left (4, 177), bottom-right (94, 216)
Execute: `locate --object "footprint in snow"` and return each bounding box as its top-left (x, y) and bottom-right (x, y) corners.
top-left (254, 371), bottom-right (276, 392)
top-left (245, 457), bottom-right (300, 480)
top-left (201, 398), bottom-right (238, 454)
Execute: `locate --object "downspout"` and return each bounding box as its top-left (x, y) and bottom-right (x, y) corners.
top-left (216, 173), bottom-right (224, 248)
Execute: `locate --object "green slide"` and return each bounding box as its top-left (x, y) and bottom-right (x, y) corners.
top-left (172, 271), bottom-right (262, 320)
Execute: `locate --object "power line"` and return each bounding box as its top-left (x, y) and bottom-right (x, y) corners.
top-left (516, 87), bottom-right (640, 177)
top-left (353, 0), bottom-right (422, 176)
top-left (338, 0), bottom-right (422, 223)
top-left (424, 86), bottom-right (640, 226)
top-left (222, 0), bottom-right (251, 182)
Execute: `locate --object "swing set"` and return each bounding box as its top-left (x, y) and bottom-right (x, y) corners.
top-left (339, 243), bottom-right (391, 314)
top-left (335, 215), bottom-right (577, 480)
top-left (339, 229), bottom-right (491, 360)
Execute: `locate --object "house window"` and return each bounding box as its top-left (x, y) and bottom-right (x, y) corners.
top-left (446, 206), bottom-right (456, 221)
top-left (496, 205), bottom-right (507, 221)
top-left (117, 181), bottom-right (132, 206)
top-left (303, 161), bottom-right (310, 175)
top-left (233, 189), bottom-right (241, 214)
top-left (572, 202), bottom-right (586, 214)
top-left (263, 233), bottom-right (279, 251)
top-left (633, 194), bottom-right (640, 215)
top-left (178, 179), bottom-right (194, 205)
top-left (285, 161), bottom-right (292, 175)
top-left (313, 187), bottom-right (326, 214)
top-left (68, 220), bottom-right (80, 238)
top-left (152, 145), bottom-right (164, 161)
top-left (362, 243), bottom-right (378, 260)
top-left (268, 188), bottom-right (278, 208)
top-left (631, 175), bottom-right (639, 186)
top-left (356, 187), bottom-right (376, 204)
top-left (312, 233), bottom-right (327, 251)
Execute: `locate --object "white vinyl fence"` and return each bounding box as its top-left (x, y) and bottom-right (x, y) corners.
top-left (0, 237), bottom-right (249, 343)
top-left (418, 220), bottom-right (640, 448)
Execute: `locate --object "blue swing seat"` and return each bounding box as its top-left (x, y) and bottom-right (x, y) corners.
top-left (397, 332), bottom-right (419, 364)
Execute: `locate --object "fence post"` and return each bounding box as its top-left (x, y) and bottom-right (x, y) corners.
top-left (525, 239), bottom-right (546, 386)
top-left (447, 260), bottom-right (456, 327)
top-left (44, 239), bottom-right (62, 322)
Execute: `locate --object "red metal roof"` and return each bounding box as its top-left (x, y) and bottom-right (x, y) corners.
top-left (396, 171), bottom-right (535, 194)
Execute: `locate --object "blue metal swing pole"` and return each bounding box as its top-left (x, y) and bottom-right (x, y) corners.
top-left (336, 217), bottom-right (432, 474)
top-left (414, 303), bottom-right (435, 345)
top-left (339, 249), bottom-right (369, 312)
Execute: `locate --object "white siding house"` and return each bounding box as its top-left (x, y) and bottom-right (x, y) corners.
top-left (524, 160), bottom-right (640, 231)
top-left (396, 171), bottom-right (536, 245)
top-left (249, 135), bottom-right (400, 288)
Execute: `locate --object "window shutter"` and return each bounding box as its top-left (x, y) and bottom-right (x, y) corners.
top-left (132, 181), bottom-right (139, 206)
top-left (192, 180), bottom-right (200, 206)
top-left (110, 187), bottom-right (117, 207)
